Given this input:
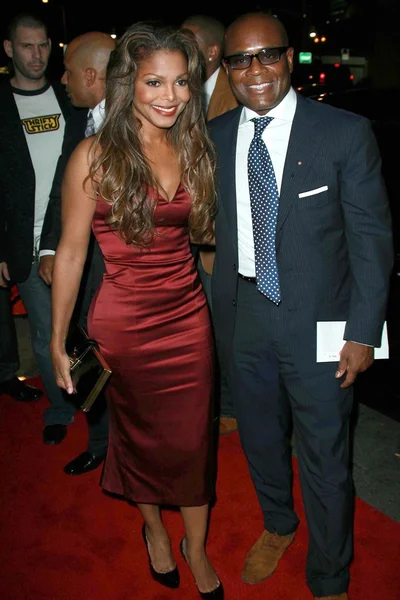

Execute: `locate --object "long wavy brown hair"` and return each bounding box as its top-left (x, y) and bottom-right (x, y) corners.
top-left (89, 21), bottom-right (216, 247)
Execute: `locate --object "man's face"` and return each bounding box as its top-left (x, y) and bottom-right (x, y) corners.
top-left (61, 46), bottom-right (88, 107)
top-left (223, 16), bottom-right (294, 115)
top-left (4, 26), bottom-right (50, 82)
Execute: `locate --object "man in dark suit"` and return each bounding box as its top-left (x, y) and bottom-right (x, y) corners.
top-left (0, 11), bottom-right (76, 443)
top-left (181, 14), bottom-right (239, 435)
top-left (40, 31), bottom-right (116, 475)
top-left (209, 12), bottom-right (393, 600)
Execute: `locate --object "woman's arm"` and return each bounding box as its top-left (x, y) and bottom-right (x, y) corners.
top-left (50, 137), bottom-right (98, 394)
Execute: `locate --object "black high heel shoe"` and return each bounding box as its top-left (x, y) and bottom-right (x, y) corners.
top-left (142, 524), bottom-right (180, 589)
top-left (180, 538), bottom-right (224, 599)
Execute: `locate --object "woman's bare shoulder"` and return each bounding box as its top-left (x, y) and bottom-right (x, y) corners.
top-left (65, 136), bottom-right (102, 177)
top-left (70, 136), bottom-right (98, 163)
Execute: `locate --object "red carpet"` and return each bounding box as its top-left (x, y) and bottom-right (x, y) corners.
top-left (1, 377), bottom-right (399, 600)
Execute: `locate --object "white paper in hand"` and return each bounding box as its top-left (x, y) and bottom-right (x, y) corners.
top-left (316, 321), bottom-right (389, 362)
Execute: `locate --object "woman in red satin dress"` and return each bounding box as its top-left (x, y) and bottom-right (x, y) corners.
top-left (50, 22), bottom-right (222, 599)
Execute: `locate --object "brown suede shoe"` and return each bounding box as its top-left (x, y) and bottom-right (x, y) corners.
top-left (314, 595), bottom-right (348, 600)
top-left (242, 529), bottom-right (295, 584)
top-left (219, 417), bottom-right (238, 435)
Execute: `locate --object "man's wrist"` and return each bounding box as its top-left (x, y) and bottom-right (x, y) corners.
top-left (39, 250), bottom-right (56, 258)
top-left (347, 340), bottom-right (374, 348)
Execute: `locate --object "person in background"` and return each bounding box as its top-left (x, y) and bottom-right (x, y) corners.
top-left (209, 11), bottom-right (393, 600)
top-left (0, 11), bottom-right (75, 442)
top-left (50, 21), bottom-right (223, 599)
top-left (181, 14), bottom-right (238, 121)
top-left (0, 288), bottom-right (43, 402)
top-left (181, 13), bottom-right (238, 436)
top-left (40, 31), bottom-right (116, 475)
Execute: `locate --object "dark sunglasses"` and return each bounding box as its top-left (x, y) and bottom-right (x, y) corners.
top-left (223, 46), bottom-right (289, 70)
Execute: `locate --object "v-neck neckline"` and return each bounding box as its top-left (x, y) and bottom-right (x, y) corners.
top-left (153, 182), bottom-right (183, 203)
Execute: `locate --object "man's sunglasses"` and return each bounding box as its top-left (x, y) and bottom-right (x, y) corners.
top-left (223, 46), bottom-right (289, 70)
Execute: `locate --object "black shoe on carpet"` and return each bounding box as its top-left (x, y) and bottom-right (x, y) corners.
top-left (0, 377), bottom-right (43, 402)
top-left (64, 451), bottom-right (106, 475)
top-left (43, 424), bottom-right (67, 445)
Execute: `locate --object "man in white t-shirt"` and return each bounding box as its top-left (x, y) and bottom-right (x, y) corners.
top-left (0, 11), bottom-right (75, 444)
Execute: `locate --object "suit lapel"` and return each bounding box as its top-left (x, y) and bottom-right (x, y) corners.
top-left (277, 94), bottom-right (322, 232)
top-left (215, 108), bottom-right (242, 255)
top-left (0, 81), bottom-right (34, 175)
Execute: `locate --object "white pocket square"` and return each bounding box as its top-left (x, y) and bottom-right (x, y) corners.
top-left (298, 185), bottom-right (328, 198)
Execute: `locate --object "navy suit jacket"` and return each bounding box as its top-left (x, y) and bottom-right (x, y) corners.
top-left (209, 91), bottom-right (393, 381)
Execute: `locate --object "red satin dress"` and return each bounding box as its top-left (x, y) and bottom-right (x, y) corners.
top-left (87, 185), bottom-right (215, 506)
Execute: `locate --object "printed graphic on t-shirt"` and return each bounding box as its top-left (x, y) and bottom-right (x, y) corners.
top-left (13, 85), bottom-right (65, 255)
top-left (21, 113), bottom-right (61, 134)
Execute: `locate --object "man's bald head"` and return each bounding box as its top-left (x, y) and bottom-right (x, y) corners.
top-left (65, 31), bottom-right (115, 75)
top-left (225, 12), bottom-right (289, 51)
top-left (181, 14), bottom-right (226, 78)
top-left (61, 31), bottom-right (115, 108)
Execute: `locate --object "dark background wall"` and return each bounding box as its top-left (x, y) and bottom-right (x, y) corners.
top-left (2, 1), bottom-right (400, 86)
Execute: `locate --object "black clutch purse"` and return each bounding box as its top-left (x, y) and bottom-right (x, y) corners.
top-left (66, 324), bottom-right (112, 412)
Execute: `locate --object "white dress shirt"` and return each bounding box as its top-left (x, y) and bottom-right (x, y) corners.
top-left (203, 67), bottom-right (220, 111)
top-left (91, 99), bottom-right (105, 133)
top-left (236, 86), bottom-right (297, 277)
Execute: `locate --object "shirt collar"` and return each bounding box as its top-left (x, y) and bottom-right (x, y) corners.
top-left (89, 99), bottom-right (106, 132)
top-left (239, 86), bottom-right (297, 127)
top-left (203, 67), bottom-right (220, 110)
top-left (205, 67), bottom-right (220, 94)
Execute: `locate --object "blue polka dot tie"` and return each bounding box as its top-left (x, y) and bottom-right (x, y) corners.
top-left (248, 117), bottom-right (281, 304)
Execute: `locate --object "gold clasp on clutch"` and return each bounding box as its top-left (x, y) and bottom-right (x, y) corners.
top-left (69, 347), bottom-right (80, 367)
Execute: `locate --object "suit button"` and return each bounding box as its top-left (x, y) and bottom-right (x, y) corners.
top-left (233, 264), bottom-right (237, 271)
top-left (232, 299), bottom-right (236, 307)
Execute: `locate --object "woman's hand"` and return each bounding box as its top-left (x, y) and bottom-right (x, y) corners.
top-left (50, 345), bottom-right (74, 395)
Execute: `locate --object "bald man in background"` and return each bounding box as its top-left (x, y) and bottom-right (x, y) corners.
top-left (181, 14), bottom-right (238, 120)
top-left (40, 31), bottom-right (116, 475)
top-left (181, 14), bottom-right (239, 435)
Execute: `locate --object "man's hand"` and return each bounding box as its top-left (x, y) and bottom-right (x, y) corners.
top-left (38, 255), bottom-right (55, 286)
top-left (335, 341), bottom-right (374, 388)
top-left (0, 262), bottom-right (10, 288)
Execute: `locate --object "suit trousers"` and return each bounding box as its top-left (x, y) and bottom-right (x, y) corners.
top-left (197, 258), bottom-right (235, 419)
top-left (0, 286), bottom-right (19, 383)
top-left (17, 262), bottom-right (76, 425)
top-left (73, 237), bottom-right (108, 456)
top-left (230, 276), bottom-right (353, 597)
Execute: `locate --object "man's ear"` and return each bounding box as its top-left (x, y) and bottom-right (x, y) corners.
top-left (286, 47), bottom-right (295, 74)
top-left (208, 44), bottom-right (220, 63)
top-left (3, 39), bottom-right (12, 59)
top-left (85, 67), bottom-right (97, 87)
